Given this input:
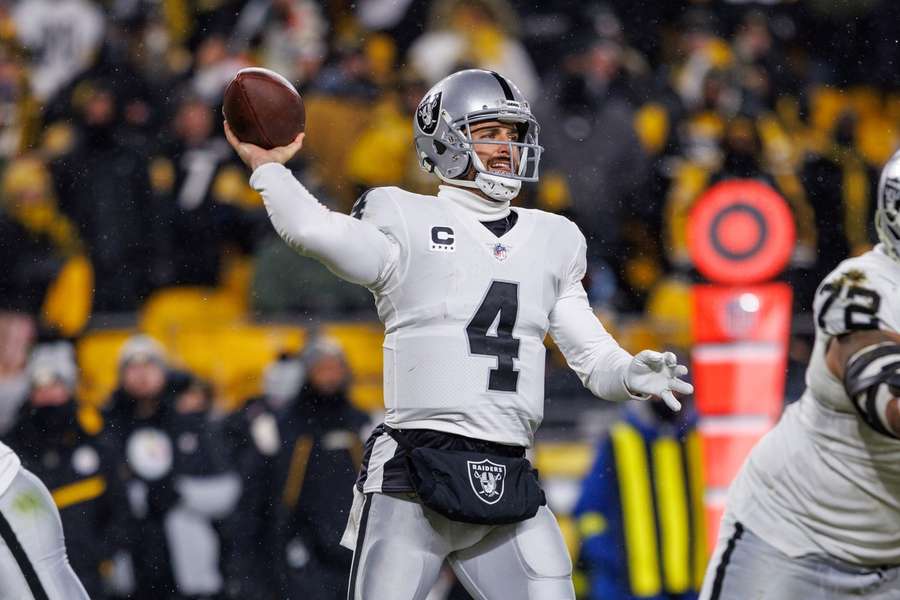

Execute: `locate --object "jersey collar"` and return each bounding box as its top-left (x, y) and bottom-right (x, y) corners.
top-left (438, 185), bottom-right (510, 220)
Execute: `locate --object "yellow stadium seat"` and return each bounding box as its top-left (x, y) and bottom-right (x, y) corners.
top-left (349, 381), bottom-right (383, 412)
top-left (857, 116), bottom-right (898, 167)
top-left (847, 86), bottom-right (881, 120)
top-left (809, 85), bottom-right (848, 135)
top-left (320, 323), bottom-right (384, 412)
top-left (320, 322), bottom-right (384, 379)
top-left (170, 323), bottom-right (305, 410)
top-left (76, 329), bottom-right (137, 407)
top-left (534, 442), bottom-right (595, 479)
top-left (140, 286), bottom-right (246, 348)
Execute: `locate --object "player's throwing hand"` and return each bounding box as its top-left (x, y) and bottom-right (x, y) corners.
top-left (224, 121), bottom-right (304, 171)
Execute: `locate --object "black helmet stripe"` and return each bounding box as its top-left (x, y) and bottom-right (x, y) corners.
top-left (489, 71), bottom-right (514, 101)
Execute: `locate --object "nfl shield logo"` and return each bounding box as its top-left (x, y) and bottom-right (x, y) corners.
top-left (492, 243), bottom-right (508, 262)
top-left (467, 459), bottom-right (506, 505)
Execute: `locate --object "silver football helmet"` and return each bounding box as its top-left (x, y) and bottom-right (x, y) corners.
top-left (413, 69), bottom-right (542, 201)
top-left (876, 149), bottom-right (900, 261)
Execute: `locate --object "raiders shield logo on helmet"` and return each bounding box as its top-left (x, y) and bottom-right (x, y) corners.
top-left (416, 91), bottom-right (442, 135)
top-left (467, 458), bottom-right (506, 505)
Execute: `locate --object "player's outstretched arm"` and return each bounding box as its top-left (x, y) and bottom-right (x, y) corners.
top-left (225, 122), bottom-right (397, 287)
top-left (828, 329), bottom-right (900, 438)
top-left (549, 292), bottom-right (692, 410)
top-left (548, 226), bottom-right (692, 409)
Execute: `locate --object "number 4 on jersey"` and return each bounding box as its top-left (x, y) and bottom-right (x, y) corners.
top-left (467, 281), bottom-right (520, 392)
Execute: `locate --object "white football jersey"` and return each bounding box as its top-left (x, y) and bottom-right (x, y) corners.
top-left (0, 441), bottom-right (21, 498)
top-left (359, 185), bottom-right (590, 446)
top-left (251, 165), bottom-right (636, 452)
top-left (728, 246), bottom-right (900, 566)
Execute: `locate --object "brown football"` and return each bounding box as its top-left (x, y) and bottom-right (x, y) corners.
top-left (223, 67), bottom-right (305, 149)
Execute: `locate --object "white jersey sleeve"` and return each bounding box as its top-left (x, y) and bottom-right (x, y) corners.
top-left (250, 163), bottom-right (401, 289)
top-left (0, 441), bottom-right (21, 498)
top-left (548, 224), bottom-right (633, 402)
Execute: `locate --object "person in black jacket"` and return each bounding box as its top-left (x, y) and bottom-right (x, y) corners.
top-left (101, 335), bottom-right (188, 599)
top-left (275, 337), bottom-right (370, 599)
top-left (221, 353), bottom-right (303, 600)
top-left (5, 342), bottom-right (130, 599)
top-left (226, 337), bottom-right (369, 599)
top-left (103, 334), bottom-right (240, 600)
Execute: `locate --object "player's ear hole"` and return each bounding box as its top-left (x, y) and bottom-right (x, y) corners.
top-left (433, 140), bottom-right (447, 155)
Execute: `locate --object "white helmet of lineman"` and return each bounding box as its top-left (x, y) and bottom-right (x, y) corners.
top-left (876, 149), bottom-right (900, 261)
top-left (413, 69), bottom-right (542, 202)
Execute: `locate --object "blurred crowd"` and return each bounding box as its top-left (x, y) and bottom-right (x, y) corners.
top-left (0, 0), bottom-right (898, 330)
top-left (5, 333), bottom-right (371, 600)
top-left (0, 0), bottom-right (899, 597)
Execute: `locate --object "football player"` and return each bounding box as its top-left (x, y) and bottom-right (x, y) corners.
top-left (699, 150), bottom-right (900, 599)
top-left (226, 69), bottom-right (692, 600)
top-left (0, 347), bottom-right (90, 598)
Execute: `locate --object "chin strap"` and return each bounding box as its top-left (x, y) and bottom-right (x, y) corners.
top-left (435, 169), bottom-right (521, 202)
top-left (474, 172), bottom-right (522, 201)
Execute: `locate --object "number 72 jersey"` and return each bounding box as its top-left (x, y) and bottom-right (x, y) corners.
top-left (356, 186), bottom-right (590, 447)
top-left (809, 247), bottom-right (900, 414)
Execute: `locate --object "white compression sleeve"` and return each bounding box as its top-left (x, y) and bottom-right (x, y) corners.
top-left (250, 162), bottom-right (398, 288)
top-left (549, 283), bottom-right (635, 403)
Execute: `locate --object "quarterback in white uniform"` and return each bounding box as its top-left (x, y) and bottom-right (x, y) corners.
top-left (700, 151), bottom-right (900, 599)
top-left (226, 69), bottom-right (692, 600)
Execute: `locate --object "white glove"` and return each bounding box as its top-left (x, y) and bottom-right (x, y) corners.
top-left (625, 350), bottom-right (694, 412)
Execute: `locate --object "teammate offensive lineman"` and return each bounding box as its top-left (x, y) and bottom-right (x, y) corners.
top-left (0, 446), bottom-right (89, 599)
top-left (225, 69), bottom-right (693, 600)
top-left (699, 150), bottom-right (900, 599)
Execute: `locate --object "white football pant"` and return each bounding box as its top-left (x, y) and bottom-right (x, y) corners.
top-left (343, 491), bottom-right (575, 600)
top-left (700, 512), bottom-right (900, 600)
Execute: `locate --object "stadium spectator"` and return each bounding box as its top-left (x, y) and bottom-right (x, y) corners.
top-left (5, 342), bottom-right (130, 599)
top-left (221, 352), bottom-right (303, 465)
top-left (407, 0), bottom-right (539, 99)
top-left (574, 397), bottom-right (706, 600)
top-left (101, 335), bottom-right (190, 599)
top-left (0, 157), bottom-right (86, 317)
top-left (536, 32), bottom-right (649, 305)
top-left (801, 109), bottom-right (877, 285)
top-left (253, 0), bottom-right (329, 88)
top-left (165, 378), bottom-right (241, 600)
top-left (227, 337), bottom-right (369, 600)
top-left (221, 353), bottom-right (304, 600)
top-left (49, 79), bottom-right (162, 311)
top-left (11, 0), bottom-right (104, 102)
top-left (152, 94), bottom-right (266, 288)
top-left (273, 337), bottom-right (368, 598)
top-left (103, 336), bottom-right (240, 600)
